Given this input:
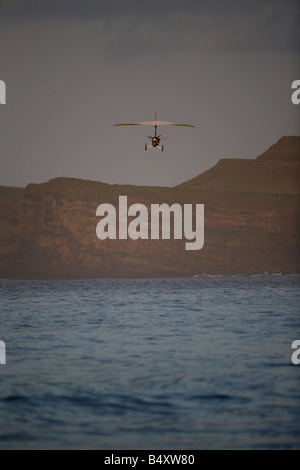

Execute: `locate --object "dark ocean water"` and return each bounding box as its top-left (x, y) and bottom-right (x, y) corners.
top-left (0, 276), bottom-right (299, 450)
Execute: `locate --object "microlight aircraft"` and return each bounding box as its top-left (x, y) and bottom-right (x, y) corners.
top-left (114, 114), bottom-right (196, 151)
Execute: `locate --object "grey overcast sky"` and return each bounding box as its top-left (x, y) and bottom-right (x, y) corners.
top-left (0, 0), bottom-right (299, 188)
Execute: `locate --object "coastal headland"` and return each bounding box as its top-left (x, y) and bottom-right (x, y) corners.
top-left (1, 136), bottom-right (299, 279)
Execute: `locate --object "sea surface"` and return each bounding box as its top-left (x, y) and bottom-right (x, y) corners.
top-left (0, 276), bottom-right (299, 450)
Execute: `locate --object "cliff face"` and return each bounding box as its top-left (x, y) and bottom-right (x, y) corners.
top-left (0, 136), bottom-right (299, 279)
top-left (0, 186), bottom-right (24, 258)
top-left (178, 136), bottom-right (300, 194)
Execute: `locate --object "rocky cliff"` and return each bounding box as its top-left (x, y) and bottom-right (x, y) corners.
top-left (178, 136), bottom-right (300, 194)
top-left (0, 136), bottom-right (299, 279)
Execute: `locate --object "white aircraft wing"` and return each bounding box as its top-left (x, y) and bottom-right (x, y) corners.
top-left (114, 121), bottom-right (196, 127)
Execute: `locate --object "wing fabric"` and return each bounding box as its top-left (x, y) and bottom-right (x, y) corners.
top-left (113, 123), bottom-right (140, 126)
top-left (114, 121), bottom-right (196, 127)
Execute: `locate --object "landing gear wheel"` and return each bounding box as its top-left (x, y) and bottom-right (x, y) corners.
top-left (162, 145), bottom-right (164, 152)
top-left (145, 144), bottom-right (147, 151)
